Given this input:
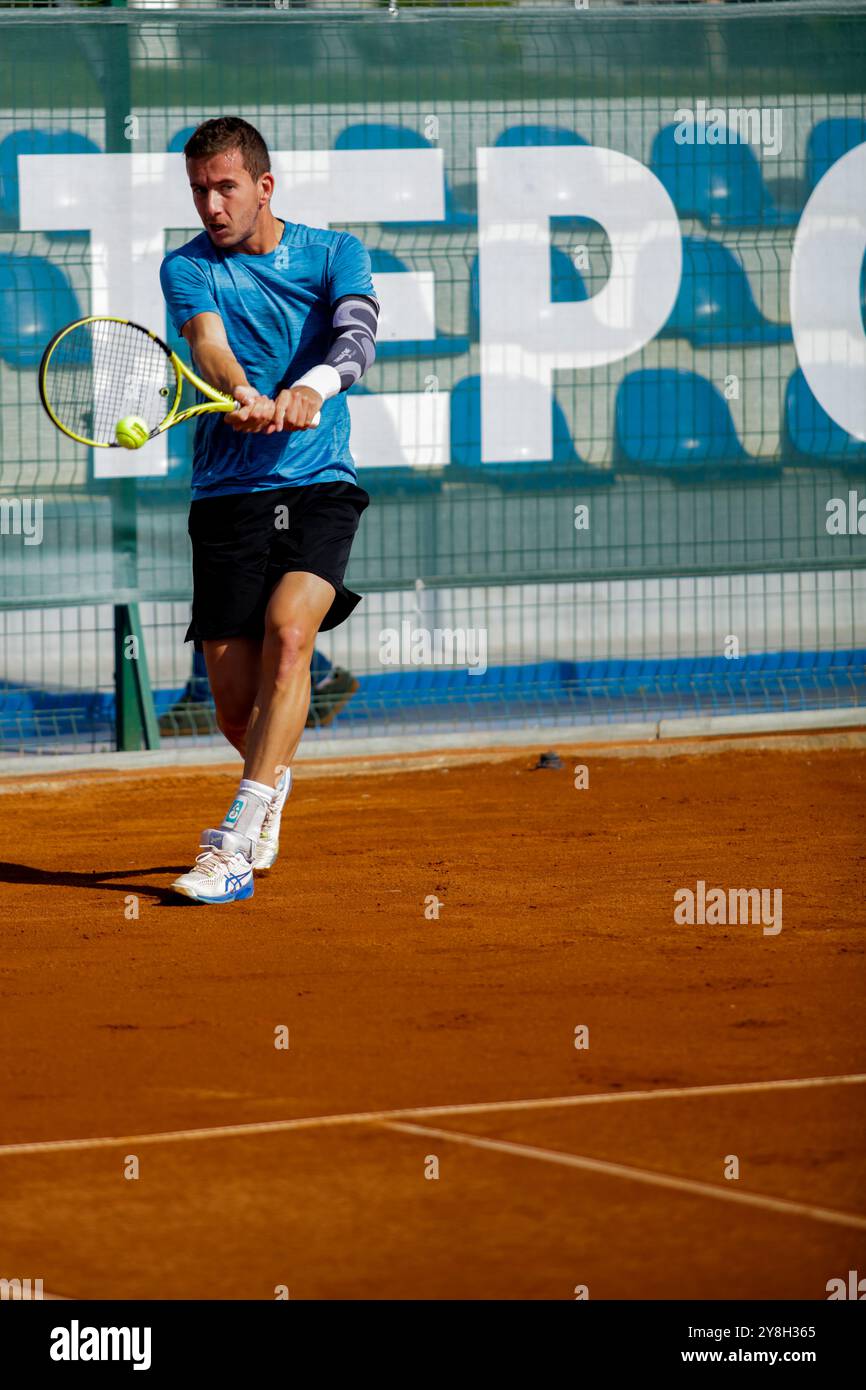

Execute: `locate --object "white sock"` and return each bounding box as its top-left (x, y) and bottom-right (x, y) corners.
top-left (220, 778), bottom-right (276, 842)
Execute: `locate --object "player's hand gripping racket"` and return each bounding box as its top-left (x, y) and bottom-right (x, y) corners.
top-left (38, 316), bottom-right (320, 450)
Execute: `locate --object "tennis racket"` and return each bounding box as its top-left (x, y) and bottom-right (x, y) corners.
top-left (38, 315), bottom-right (320, 449)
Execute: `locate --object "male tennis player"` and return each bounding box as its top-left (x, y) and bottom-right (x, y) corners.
top-left (160, 116), bottom-right (378, 903)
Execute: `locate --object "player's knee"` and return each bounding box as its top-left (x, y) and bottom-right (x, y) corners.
top-left (268, 620), bottom-right (315, 684)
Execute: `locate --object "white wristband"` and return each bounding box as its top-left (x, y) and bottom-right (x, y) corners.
top-left (291, 363), bottom-right (342, 403)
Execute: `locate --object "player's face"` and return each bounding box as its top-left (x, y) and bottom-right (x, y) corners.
top-left (186, 148), bottom-right (271, 248)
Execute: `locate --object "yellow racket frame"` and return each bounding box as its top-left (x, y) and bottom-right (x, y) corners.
top-left (38, 315), bottom-right (238, 448)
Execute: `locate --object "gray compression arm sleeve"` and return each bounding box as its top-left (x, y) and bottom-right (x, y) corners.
top-left (324, 294), bottom-right (379, 390)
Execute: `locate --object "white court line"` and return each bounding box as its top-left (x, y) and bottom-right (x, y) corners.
top-left (0, 1072), bottom-right (864, 1159)
top-left (383, 1120), bottom-right (866, 1233)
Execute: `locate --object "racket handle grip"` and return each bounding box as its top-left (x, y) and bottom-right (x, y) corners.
top-left (228, 401), bottom-right (321, 427)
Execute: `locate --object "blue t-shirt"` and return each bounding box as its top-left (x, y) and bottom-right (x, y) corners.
top-left (159, 220), bottom-right (376, 499)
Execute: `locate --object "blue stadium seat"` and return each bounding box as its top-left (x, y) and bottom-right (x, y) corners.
top-left (662, 236), bottom-right (792, 346)
top-left (368, 249), bottom-right (469, 360)
top-left (649, 123), bottom-right (797, 228)
top-left (0, 129), bottom-right (101, 238)
top-left (783, 369), bottom-right (866, 466)
top-left (0, 254), bottom-right (81, 369)
top-left (168, 126), bottom-right (198, 154)
top-left (469, 245), bottom-right (588, 341)
top-left (614, 368), bottom-right (776, 477)
top-left (495, 124), bottom-right (587, 148)
top-left (450, 374), bottom-right (610, 490)
top-left (334, 123), bottom-right (475, 230)
top-left (806, 118), bottom-right (866, 188)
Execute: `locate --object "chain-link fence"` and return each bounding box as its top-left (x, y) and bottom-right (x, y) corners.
top-left (0, 0), bottom-right (864, 752)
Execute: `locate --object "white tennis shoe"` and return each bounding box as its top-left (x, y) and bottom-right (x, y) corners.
top-left (252, 768), bottom-right (293, 873)
top-left (172, 828), bottom-right (254, 904)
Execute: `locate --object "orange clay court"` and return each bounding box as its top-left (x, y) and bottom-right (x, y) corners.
top-left (0, 732), bottom-right (864, 1301)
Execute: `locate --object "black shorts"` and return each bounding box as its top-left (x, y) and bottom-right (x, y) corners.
top-left (185, 481), bottom-right (369, 644)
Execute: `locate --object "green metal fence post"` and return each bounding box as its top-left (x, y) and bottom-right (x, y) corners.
top-left (115, 602), bottom-right (161, 752)
top-left (105, 0), bottom-right (160, 750)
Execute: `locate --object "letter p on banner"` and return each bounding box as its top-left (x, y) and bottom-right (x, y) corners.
top-left (476, 145), bottom-right (681, 463)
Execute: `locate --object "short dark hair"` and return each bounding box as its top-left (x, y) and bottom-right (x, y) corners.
top-left (184, 117), bottom-right (271, 182)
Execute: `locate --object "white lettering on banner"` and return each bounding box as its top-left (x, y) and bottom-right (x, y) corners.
top-left (18, 149), bottom-right (444, 479)
top-left (790, 142), bottom-right (866, 443)
top-left (374, 271), bottom-right (436, 343)
top-left (476, 145), bottom-right (682, 463)
top-left (17, 144), bottom-right (866, 474)
top-left (20, 153), bottom-right (194, 480)
top-left (349, 391), bottom-right (449, 470)
top-left (268, 149), bottom-right (444, 226)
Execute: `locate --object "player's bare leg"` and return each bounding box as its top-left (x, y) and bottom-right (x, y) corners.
top-left (172, 575), bottom-right (334, 900)
top-left (171, 577), bottom-right (326, 903)
top-left (202, 636), bottom-right (262, 757)
top-left (170, 636), bottom-right (264, 902)
top-left (240, 572), bottom-right (335, 872)
top-left (245, 570), bottom-right (335, 779)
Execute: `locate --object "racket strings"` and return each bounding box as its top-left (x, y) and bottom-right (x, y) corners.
top-left (45, 320), bottom-right (176, 446)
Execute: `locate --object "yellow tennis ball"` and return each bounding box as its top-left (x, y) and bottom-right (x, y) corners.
top-left (115, 416), bottom-right (149, 450)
